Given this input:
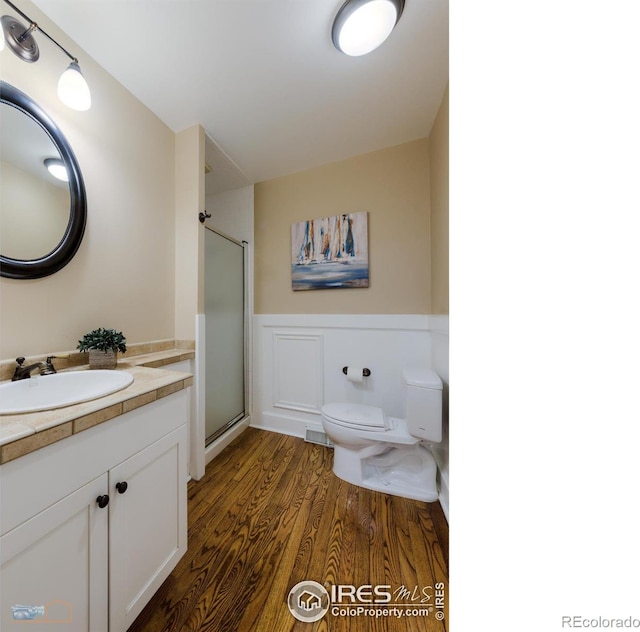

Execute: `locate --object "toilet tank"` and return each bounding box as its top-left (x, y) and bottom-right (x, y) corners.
top-left (402, 368), bottom-right (442, 443)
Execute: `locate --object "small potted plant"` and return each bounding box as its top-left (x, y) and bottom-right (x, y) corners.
top-left (77, 327), bottom-right (127, 369)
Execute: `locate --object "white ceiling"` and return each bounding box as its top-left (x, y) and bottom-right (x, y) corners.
top-left (31, 0), bottom-right (448, 192)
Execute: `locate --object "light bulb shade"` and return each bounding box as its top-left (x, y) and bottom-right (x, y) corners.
top-left (57, 61), bottom-right (91, 111)
top-left (44, 158), bottom-right (69, 182)
top-left (332, 0), bottom-right (404, 56)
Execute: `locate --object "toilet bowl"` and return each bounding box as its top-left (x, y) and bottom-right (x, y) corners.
top-left (321, 368), bottom-right (442, 503)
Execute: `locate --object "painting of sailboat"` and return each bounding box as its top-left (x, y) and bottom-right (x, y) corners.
top-left (291, 211), bottom-right (369, 291)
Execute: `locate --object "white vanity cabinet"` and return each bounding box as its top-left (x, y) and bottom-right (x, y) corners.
top-left (108, 425), bottom-right (186, 631)
top-left (0, 388), bottom-right (189, 632)
top-left (0, 473), bottom-right (109, 630)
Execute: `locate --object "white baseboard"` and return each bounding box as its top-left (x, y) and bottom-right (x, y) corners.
top-left (250, 411), bottom-right (312, 439)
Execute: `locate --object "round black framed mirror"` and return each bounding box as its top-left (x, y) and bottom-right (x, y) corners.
top-left (0, 81), bottom-right (87, 279)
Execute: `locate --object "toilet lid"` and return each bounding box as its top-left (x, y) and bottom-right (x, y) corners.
top-left (322, 403), bottom-right (388, 431)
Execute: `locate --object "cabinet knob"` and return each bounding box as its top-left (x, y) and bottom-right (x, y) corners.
top-left (115, 481), bottom-right (128, 494)
top-left (96, 494), bottom-right (110, 508)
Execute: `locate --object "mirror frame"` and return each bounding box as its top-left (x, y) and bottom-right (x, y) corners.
top-left (0, 81), bottom-right (87, 279)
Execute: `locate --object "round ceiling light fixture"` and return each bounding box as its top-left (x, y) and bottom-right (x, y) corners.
top-left (44, 158), bottom-right (69, 182)
top-left (332, 0), bottom-right (405, 56)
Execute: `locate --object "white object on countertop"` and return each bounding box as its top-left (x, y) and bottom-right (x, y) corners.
top-left (0, 370), bottom-right (134, 415)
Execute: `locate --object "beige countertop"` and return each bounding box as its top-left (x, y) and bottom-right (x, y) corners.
top-left (0, 350), bottom-right (194, 464)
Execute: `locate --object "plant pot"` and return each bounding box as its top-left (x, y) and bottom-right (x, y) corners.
top-left (89, 349), bottom-right (117, 370)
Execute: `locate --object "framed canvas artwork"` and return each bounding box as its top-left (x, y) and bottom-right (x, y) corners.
top-left (291, 211), bottom-right (369, 291)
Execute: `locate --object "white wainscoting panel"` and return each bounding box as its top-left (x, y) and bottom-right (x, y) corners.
top-left (273, 332), bottom-right (324, 413)
top-left (192, 314), bottom-right (206, 481)
top-left (253, 314), bottom-right (433, 437)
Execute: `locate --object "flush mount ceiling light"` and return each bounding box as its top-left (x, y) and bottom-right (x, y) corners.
top-left (332, 0), bottom-right (405, 56)
top-left (44, 157), bottom-right (69, 182)
top-left (1, 0), bottom-right (91, 110)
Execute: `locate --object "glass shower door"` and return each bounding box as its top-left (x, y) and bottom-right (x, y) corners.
top-left (204, 227), bottom-right (245, 444)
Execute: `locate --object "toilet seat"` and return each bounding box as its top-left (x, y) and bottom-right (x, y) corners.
top-left (321, 403), bottom-right (389, 432)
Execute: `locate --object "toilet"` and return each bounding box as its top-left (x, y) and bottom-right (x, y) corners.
top-left (320, 367), bottom-right (442, 503)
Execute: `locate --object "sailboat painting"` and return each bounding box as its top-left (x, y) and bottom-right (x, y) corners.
top-left (291, 211), bottom-right (369, 291)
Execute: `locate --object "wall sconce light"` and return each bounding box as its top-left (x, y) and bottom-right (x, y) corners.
top-left (1, 0), bottom-right (91, 110)
top-left (332, 0), bottom-right (405, 57)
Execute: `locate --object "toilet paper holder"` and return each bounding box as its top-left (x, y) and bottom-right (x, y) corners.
top-left (342, 366), bottom-right (371, 377)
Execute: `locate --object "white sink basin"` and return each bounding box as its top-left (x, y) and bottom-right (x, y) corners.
top-left (0, 370), bottom-right (134, 415)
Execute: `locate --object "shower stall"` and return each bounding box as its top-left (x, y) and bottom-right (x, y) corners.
top-left (204, 226), bottom-right (247, 445)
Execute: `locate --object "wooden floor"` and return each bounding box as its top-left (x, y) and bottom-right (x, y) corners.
top-left (128, 428), bottom-right (448, 632)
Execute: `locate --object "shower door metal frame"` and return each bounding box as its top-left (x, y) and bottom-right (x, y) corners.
top-left (204, 224), bottom-right (249, 446)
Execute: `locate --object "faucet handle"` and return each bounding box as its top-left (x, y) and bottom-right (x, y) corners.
top-left (42, 356), bottom-right (61, 375)
top-left (41, 355), bottom-right (70, 375)
top-left (16, 357), bottom-right (25, 366)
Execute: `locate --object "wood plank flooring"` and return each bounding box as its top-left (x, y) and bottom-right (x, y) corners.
top-left (128, 428), bottom-right (449, 632)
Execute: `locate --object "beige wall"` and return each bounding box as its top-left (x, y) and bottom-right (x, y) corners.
top-left (254, 139), bottom-right (430, 314)
top-left (0, 0), bottom-right (176, 359)
top-left (0, 161), bottom-right (69, 259)
top-left (174, 126), bottom-right (205, 342)
top-left (429, 85), bottom-right (449, 315)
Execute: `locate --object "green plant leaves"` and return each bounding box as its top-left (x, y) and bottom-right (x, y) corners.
top-left (77, 327), bottom-right (127, 354)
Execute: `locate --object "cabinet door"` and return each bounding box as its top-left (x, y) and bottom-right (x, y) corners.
top-left (0, 474), bottom-right (109, 632)
top-left (108, 425), bottom-right (187, 632)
